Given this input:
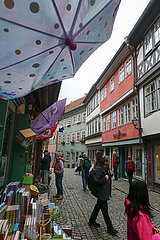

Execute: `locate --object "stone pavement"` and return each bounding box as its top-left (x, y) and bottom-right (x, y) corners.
top-left (49, 168), bottom-right (160, 240)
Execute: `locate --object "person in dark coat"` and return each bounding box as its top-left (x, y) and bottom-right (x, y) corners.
top-left (88, 156), bottom-right (118, 236)
top-left (40, 150), bottom-right (51, 184)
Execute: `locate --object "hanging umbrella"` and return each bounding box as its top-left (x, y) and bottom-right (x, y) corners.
top-left (36, 121), bottom-right (58, 140)
top-left (0, 0), bottom-right (121, 100)
top-left (31, 98), bottom-right (66, 137)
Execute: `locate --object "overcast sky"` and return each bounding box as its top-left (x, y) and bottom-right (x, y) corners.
top-left (59, 0), bottom-right (150, 105)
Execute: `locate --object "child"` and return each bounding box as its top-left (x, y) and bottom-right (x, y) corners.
top-left (125, 181), bottom-right (160, 240)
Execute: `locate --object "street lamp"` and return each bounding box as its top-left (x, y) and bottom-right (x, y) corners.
top-left (132, 117), bottom-right (143, 133)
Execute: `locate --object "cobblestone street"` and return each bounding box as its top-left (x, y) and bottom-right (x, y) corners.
top-left (50, 168), bottom-right (160, 240)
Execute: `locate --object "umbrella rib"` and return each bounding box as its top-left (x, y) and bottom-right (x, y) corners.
top-left (32, 46), bottom-right (66, 89)
top-left (51, 0), bottom-right (68, 39)
top-left (75, 41), bottom-right (104, 44)
top-left (0, 16), bottom-right (65, 40)
top-left (0, 43), bottom-right (65, 71)
top-left (69, 48), bottom-right (76, 77)
top-left (73, 0), bottom-right (113, 39)
top-left (69, 0), bottom-right (83, 37)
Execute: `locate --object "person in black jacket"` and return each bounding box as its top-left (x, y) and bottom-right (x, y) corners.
top-left (40, 150), bottom-right (51, 184)
top-left (88, 155), bottom-right (118, 236)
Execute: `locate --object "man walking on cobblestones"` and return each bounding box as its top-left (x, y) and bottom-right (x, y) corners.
top-left (88, 156), bottom-right (118, 236)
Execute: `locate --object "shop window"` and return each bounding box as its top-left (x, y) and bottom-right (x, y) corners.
top-left (133, 148), bottom-right (142, 177)
top-left (155, 145), bottom-right (160, 182)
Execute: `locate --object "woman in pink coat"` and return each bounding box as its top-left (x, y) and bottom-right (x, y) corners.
top-left (125, 181), bottom-right (160, 240)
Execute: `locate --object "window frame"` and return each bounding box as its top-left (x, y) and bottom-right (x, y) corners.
top-left (106, 114), bottom-right (110, 131)
top-left (124, 102), bottom-right (131, 124)
top-left (144, 30), bottom-right (152, 55)
top-left (118, 107), bottom-right (123, 127)
top-left (125, 57), bottom-right (132, 78)
top-left (154, 17), bottom-right (160, 45)
top-left (110, 76), bottom-right (114, 93)
top-left (119, 65), bottom-right (124, 84)
top-left (112, 110), bottom-right (116, 129)
top-left (144, 80), bottom-right (157, 115)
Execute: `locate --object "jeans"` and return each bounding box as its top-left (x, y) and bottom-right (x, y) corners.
top-left (89, 199), bottom-right (112, 229)
top-left (82, 170), bottom-right (89, 190)
top-left (113, 166), bottom-right (118, 180)
top-left (55, 173), bottom-right (63, 195)
top-left (127, 171), bottom-right (133, 184)
top-left (40, 169), bottom-right (48, 184)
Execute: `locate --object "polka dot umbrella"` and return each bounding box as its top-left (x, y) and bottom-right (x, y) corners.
top-left (0, 0), bottom-right (121, 100)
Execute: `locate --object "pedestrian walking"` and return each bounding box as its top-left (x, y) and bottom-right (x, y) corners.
top-left (88, 155), bottom-right (118, 236)
top-left (126, 156), bottom-right (135, 184)
top-left (53, 152), bottom-right (64, 200)
top-left (40, 150), bottom-right (51, 184)
top-left (75, 155), bottom-right (81, 175)
top-left (125, 181), bottom-right (160, 240)
top-left (112, 150), bottom-right (119, 180)
top-left (79, 153), bottom-right (91, 191)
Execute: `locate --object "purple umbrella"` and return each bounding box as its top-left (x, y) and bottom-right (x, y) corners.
top-left (0, 0), bottom-right (121, 100)
top-left (31, 98), bottom-right (66, 137)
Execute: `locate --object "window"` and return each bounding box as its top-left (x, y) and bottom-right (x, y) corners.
top-left (131, 98), bottom-right (138, 120)
top-left (157, 77), bottom-right (160, 108)
top-left (118, 107), bottom-right (123, 127)
top-left (87, 125), bottom-right (89, 136)
top-left (145, 81), bottom-right (157, 115)
top-left (124, 102), bottom-right (130, 124)
top-left (77, 114), bottom-right (81, 123)
top-left (58, 135), bottom-right (61, 144)
top-left (119, 65), bottom-right (124, 84)
top-left (154, 18), bottom-right (160, 45)
top-left (81, 130), bottom-right (85, 140)
top-left (67, 117), bottom-right (71, 126)
top-left (71, 132), bottom-right (75, 142)
top-left (62, 134), bottom-right (65, 142)
top-left (110, 77), bottom-right (114, 92)
top-left (125, 58), bottom-right (132, 77)
top-left (144, 30), bottom-right (152, 55)
top-left (106, 114), bottom-right (110, 131)
top-left (72, 115), bottom-right (76, 124)
top-left (95, 119), bottom-right (97, 133)
top-left (82, 112), bottom-right (86, 122)
top-left (98, 117), bottom-right (101, 132)
top-left (102, 116), bottom-right (105, 132)
top-left (76, 132), bottom-right (80, 142)
top-left (101, 85), bottom-right (107, 102)
top-left (155, 145), bottom-right (160, 182)
top-left (63, 119), bottom-right (66, 127)
top-left (92, 121), bottom-right (94, 134)
top-left (66, 134), bottom-right (70, 143)
top-left (112, 111), bottom-right (116, 129)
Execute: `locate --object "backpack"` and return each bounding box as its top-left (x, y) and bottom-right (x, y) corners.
top-left (88, 169), bottom-right (100, 194)
top-left (127, 160), bottom-right (134, 171)
top-left (116, 156), bottom-right (120, 165)
top-left (84, 158), bottom-right (91, 171)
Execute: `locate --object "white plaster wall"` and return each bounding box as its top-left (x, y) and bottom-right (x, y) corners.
top-left (86, 105), bottom-right (100, 123)
top-left (85, 135), bottom-right (102, 145)
top-left (140, 87), bottom-right (160, 137)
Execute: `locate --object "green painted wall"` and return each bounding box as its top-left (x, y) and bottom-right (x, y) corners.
top-left (10, 114), bottom-right (30, 183)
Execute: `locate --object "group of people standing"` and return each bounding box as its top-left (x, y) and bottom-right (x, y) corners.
top-left (40, 149), bottom-right (160, 239)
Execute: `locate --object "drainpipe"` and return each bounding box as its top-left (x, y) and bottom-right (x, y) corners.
top-left (124, 37), bottom-right (142, 144)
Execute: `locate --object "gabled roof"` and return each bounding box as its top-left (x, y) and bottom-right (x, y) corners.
top-left (65, 96), bottom-right (86, 113)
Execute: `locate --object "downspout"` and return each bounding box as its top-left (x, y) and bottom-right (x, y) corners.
top-left (124, 37), bottom-right (142, 144)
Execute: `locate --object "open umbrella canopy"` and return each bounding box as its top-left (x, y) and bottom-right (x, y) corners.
top-left (0, 0), bottom-right (121, 100)
top-left (31, 98), bottom-right (66, 138)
